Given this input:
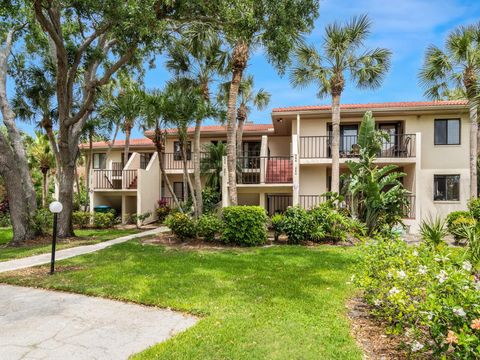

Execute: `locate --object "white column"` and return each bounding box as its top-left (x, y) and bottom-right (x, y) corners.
top-left (292, 134), bottom-right (300, 206)
top-left (221, 155), bottom-right (229, 207)
top-left (260, 135), bottom-right (268, 184)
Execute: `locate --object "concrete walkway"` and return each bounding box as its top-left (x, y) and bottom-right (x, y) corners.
top-left (0, 284), bottom-right (197, 360)
top-left (0, 227), bottom-right (168, 273)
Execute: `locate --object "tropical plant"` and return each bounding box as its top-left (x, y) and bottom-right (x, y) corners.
top-left (27, 131), bottom-right (55, 207)
top-left (343, 112), bottom-right (408, 234)
top-left (218, 75), bottom-right (271, 158)
top-left (201, 142), bottom-right (227, 192)
top-left (290, 15), bottom-right (391, 194)
top-left (419, 22), bottom-right (480, 198)
top-left (419, 216), bottom-right (448, 248)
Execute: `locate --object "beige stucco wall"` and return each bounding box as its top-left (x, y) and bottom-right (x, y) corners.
top-left (299, 165), bottom-right (327, 195)
top-left (268, 136), bottom-right (291, 156)
top-left (137, 153), bottom-right (160, 224)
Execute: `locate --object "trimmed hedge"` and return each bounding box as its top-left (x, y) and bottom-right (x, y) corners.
top-left (165, 212), bottom-right (196, 240)
top-left (221, 206), bottom-right (267, 246)
top-left (196, 213), bottom-right (223, 242)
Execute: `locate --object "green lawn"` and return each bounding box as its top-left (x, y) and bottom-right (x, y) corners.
top-left (0, 227), bottom-right (140, 262)
top-left (0, 240), bottom-right (363, 359)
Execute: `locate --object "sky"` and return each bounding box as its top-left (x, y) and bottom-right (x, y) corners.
top-left (14, 0), bottom-right (480, 140)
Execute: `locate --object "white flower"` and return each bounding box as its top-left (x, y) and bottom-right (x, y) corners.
top-left (436, 270), bottom-right (448, 283)
top-left (462, 261), bottom-right (473, 272)
top-left (387, 271), bottom-right (393, 279)
top-left (388, 287), bottom-right (400, 296)
top-left (434, 255), bottom-right (442, 262)
top-left (418, 265), bottom-right (428, 275)
top-left (374, 299), bottom-right (382, 306)
top-left (350, 274), bottom-right (355, 282)
top-left (411, 341), bottom-right (424, 352)
top-left (453, 307), bottom-right (466, 317)
top-left (420, 311), bottom-right (434, 321)
top-left (397, 270), bottom-right (407, 279)
top-left (412, 249), bottom-right (419, 257)
top-left (475, 281), bottom-right (480, 291)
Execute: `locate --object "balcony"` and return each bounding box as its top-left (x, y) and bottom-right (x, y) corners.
top-left (92, 169), bottom-right (138, 190)
top-left (237, 156), bottom-right (293, 185)
top-left (299, 134), bottom-right (416, 159)
top-left (162, 152), bottom-right (209, 170)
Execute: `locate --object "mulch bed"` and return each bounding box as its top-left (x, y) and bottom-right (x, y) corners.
top-left (347, 297), bottom-right (410, 359)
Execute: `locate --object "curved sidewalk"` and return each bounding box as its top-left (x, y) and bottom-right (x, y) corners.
top-left (0, 227), bottom-right (168, 273)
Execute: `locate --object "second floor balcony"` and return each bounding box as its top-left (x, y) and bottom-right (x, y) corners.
top-left (237, 156), bottom-right (293, 185)
top-left (299, 133), bottom-right (416, 159)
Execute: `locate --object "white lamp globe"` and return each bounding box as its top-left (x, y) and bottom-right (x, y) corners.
top-left (49, 201), bottom-right (63, 214)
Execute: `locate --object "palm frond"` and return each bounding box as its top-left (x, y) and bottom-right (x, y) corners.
top-left (350, 47), bottom-right (392, 89)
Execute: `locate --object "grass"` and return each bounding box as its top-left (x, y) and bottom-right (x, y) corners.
top-left (0, 240), bottom-right (363, 359)
top-left (0, 227), bottom-right (141, 262)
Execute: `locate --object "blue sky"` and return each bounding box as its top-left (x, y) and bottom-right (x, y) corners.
top-left (15, 0), bottom-right (480, 139)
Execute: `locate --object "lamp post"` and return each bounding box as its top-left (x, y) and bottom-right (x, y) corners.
top-left (49, 201), bottom-right (63, 275)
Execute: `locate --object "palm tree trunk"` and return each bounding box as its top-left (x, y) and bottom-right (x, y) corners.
top-left (469, 100), bottom-right (478, 198)
top-left (86, 130), bottom-right (93, 195)
top-left (236, 115), bottom-right (246, 160)
top-left (193, 117), bottom-right (203, 217)
top-left (153, 125), bottom-right (182, 210)
top-left (226, 40), bottom-right (249, 206)
top-left (42, 170), bottom-right (48, 208)
top-left (331, 94), bottom-right (341, 194)
top-left (124, 123), bottom-right (131, 166)
top-left (181, 141), bottom-right (197, 211)
top-left (106, 122), bottom-right (120, 159)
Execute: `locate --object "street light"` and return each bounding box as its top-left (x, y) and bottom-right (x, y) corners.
top-left (49, 201), bottom-right (63, 275)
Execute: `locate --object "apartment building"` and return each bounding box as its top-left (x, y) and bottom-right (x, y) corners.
top-left (82, 100), bottom-right (471, 232)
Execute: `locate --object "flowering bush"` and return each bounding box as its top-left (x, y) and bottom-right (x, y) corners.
top-left (355, 238), bottom-right (480, 358)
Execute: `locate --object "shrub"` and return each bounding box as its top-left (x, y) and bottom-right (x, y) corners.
top-left (281, 206), bottom-right (313, 244)
top-left (33, 208), bottom-right (53, 234)
top-left (468, 198), bottom-right (480, 220)
top-left (271, 213), bottom-right (285, 241)
top-left (309, 203), bottom-right (352, 242)
top-left (221, 206), bottom-right (267, 246)
top-left (446, 210), bottom-right (474, 240)
top-left (419, 216), bottom-right (447, 248)
top-left (202, 188), bottom-right (221, 214)
top-left (196, 214), bottom-right (223, 242)
top-left (156, 199), bottom-right (171, 223)
top-left (130, 212), bottom-right (151, 228)
top-left (93, 211), bottom-right (116, 229)
top-left (72, 211), bottom-right (90, 229)
top-left (165, 212), bottom-right (196, 240)
top-left (0, 213), bottom-right (11, 227)
top-left (355, 238), bottom-right (480, 358)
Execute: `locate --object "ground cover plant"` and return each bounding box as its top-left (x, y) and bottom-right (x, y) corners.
top-left (0, 240), bottom-right (363, 360)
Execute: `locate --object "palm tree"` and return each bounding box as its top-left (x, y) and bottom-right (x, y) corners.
top-left (290, 15), bottom-right (391, 195)
top-left (419, 22), bottom-right (480, 198)
top-left (101, 83), bottom-right (142, 166)
top-left (219, 75), bottom-right (271, 159)
top-left (28, 131), bottom-right (55, 207)
top-left (139, 89), bottom-right (182, 210)
top-left (201, 142), bottom-right (227, 192)
top-left (166, 28), bottom-right (228, 216)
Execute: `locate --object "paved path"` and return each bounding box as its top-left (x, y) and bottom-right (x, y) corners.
top-left (0, 227), bottom-right (168, 273)
top-left (0, 284), bottom-right (196, 359)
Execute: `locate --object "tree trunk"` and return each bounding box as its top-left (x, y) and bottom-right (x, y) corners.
top-left (85, 130), bottom-right (93, 195)
top-left (153, 125), bottom-right (182, 210)
top-left (181, 139), bottom-right (197, 211)
top-left (236, 112), bottom-right (246, 160)
top-left (42, 170), bottom-right (48, 208)
top-left (193, 117), bottom-right (203, 217)
top-left (124, 123), bottom-right (131, 166)
top-left (0, 28), bottom-right (37, 244)
top-left (106, 121), bottom-right (120, 159)
top-left (56, 151), bottom-right (76, 238)
top-left (226, 40), bottom-right (249, 206)
top-left (331, 94), bottom-right (341, 194)
top-left (469, 100), bottom-right (478, 198)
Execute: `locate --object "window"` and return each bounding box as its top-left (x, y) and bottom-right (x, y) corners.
top-left (93, 153), bottom-right (106, 169)
top-left (174, 141), bottom-right (192, 161)
top-left (434, 175), bottom-right (460, 201)
top-left (434, 119), bottom-right (460, 145)
top-left (242, 141), bottom-right (261, 157)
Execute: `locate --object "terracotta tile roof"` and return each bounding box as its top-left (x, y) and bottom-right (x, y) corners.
top-left (272, 100), bottom-right (468, 113)
top-left (144, 123), bottom-right (273, 136)
top-left (80, 123), bottom-right (273, 149)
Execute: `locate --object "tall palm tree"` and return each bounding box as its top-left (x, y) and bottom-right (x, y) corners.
top-left (419, 22), bottom-right (480, 198)
top-left (290, 15), bottom-right (391, 194)
top-left (166, 28), bottom-right (228, 216)
top-left (219, 74), bottom-right (271, 159)
top-left (139, 89), bottom-right (182, 210)
top-left (101, 83), bottom-right (142, 166)
top-left (28, 131), bottom-right (55, 207)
